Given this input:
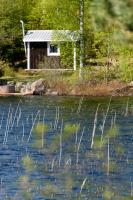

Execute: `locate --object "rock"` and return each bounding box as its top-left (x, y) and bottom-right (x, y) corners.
top-left (0, 80), bottom-right (15, 94)
top-left (31, 79), bottom-right (47, 95)
top-left (128, 81), bottom-right (133, 87)
top-left (20, 79), bottom-right (48, 95)
top-left (20, 88), bottom-right (31, 95)
top-left (46, 89), bottom-right (58, 96)
top-left (70, 89), bottom-right (76, 95)
top-left (0, 85), bottom-right (15, 94)
top-left (7, 81), bottom-right (15, 86)
top-left (15, 82), bottom-right (24, 92)
top-left (20, 83), bottom-right (32, 95)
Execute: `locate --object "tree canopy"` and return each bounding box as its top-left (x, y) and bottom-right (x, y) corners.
top-left (0, 0), bottom-right (133, 68)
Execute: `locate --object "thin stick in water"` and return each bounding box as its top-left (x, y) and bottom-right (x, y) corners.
top-left (59, 119), bottom-right (63, 167)
top-left (77, 96), bottom-right (84, 114)
top-left (107, 138), bottom-right (110, 176)
top-left (10, 100), bottom-right (21, 130)
top-left (42, 110), bottom-right (45, 148)
top-left (27, 110), bottom-right (40, 143)
top-left (125, 97), bottom-right (129, 117)
top-left (100, 97), bottom-right (112, 145)
top-left (131, 182), bottom-right (133, 197)
top-left (91, 104), bottom-right (100, 149)
top-left (80, 178), bottom-right (87, 194)
top-left (76, 127), bottom-right (85, 165)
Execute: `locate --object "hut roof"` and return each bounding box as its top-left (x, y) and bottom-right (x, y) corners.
top-left (23, 30), bottom-right (80, 42)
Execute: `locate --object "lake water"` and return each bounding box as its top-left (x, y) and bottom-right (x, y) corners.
top-left (0, 96), bottom-right (132, 199)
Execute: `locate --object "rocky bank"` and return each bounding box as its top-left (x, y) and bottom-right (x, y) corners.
top-left (1, 78), bottom-right (133, 96)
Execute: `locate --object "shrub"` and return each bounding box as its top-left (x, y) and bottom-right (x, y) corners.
top-left (0, 60), bottom-right (15, 77)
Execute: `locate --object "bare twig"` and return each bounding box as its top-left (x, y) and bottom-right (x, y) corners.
top-left (125, 98), bottom-right (129, 117)
top-left (100, 97), bottom-right (112, 145)
top-left (91, 104), bottom-right (100, 149)
top-left (59, 119), bottom-right (63, 167)
top-left (107, 138), bottom-right (110, 176)
top-left (80, 178), bottom-right (87, 194)
top-left (77, 96), bottom-right (84, 114)
top-left (27, 110), bottom-right (40, 143)
top-left (76, 127), bottom-right (85, 165)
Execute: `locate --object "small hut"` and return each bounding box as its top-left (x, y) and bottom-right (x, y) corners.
top-left (23, 30), bottom-right (79, 70)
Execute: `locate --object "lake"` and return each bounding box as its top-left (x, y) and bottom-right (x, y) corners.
top-left (0, 96), bottom-right (132, 200)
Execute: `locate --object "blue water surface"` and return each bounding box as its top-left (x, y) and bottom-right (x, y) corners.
top-left (0, 96), bottom-right (132, 199)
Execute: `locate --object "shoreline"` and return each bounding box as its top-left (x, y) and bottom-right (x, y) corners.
top-left (0, 79), bottom-right (133, 97)
top-left (0, 91), bottom-right (132, 97)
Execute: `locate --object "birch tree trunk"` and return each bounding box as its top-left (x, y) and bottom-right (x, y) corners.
top-left (79, 0), bottom-right (84, 79)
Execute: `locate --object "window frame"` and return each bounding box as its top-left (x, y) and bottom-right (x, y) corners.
top-left (47, 42), bottom-right (60, 56)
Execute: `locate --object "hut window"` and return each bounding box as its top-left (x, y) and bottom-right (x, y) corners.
top-left (47, 43), bottom-right (60, 56)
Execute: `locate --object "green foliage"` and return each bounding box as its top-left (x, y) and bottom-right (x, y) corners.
top-left (19, 122), bottom-right (80, 199)
top-left (1, 0), bottom-right (133, 81)
top-left (103, 189), bottom-right (115, 200)
top-left (65, 175), bottom-right (73, 191)
top-left (0, 0), bottom-right (35, 64)
top-left (103, 160), bottom-right (117, 173)
top-left (115, 144), bottom-right (124, 155)
top-left (40, 182), bottom-right (59, 197)
top-left (22, 155), bottom-right (34, 172)
top-left (51, 123), bottom-right (79, 151)
top-left (33, 123), bottom-right (49, 137)
top-left (29, 0), bottom-right (80, 30)
top-left (32, 123), bottom-right (49, 149)
top-left (22, 190), bottom-right (32, 200)
top-left (106, 125), bottom-right (119, 138)
top-left (18, 115), bottom-right (129, 199)
top-left (3, 65), bottom-right (15, 77)
top-left (119, 54), bottom-right (133, 82)
top-left (63, 123), bottom-right (80, 140)
top-left (60, 42), bottom-right (74, 68)
top-left (19, 175), bottom-right (30, 189)
top-left (0, 60), bottom-right (10, 77)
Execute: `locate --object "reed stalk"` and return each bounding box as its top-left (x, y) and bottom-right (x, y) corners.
top-left (27, 110), bottom-right (40, 143)
top-left (54, 106), bottom-right (60, 130)
top-left (59, 119), bottom-right (63, 167)
top-left (80, 177), bottom-right (87, 194)
top-left (21, 122), bottom-right (25, 143)
top-left (17, 108), bottom-right (22, 127)
top-left (42, 110), bottom-right (45, 148)
top-left (51, 156), bottom-right (56, 171)
top-left (10, 100), bottom-right (21, 130)
top-left (131, 182), bottom-right (133, 197)
top-left (91, 104), bottom-right (100, 149)
top-left (100, 97), bottom-right (112, 146)
top-left (75, 123), bottom-right (80, 151)
top-left (0, 112), bottom-right (4, 129)
top-left (77, 96), bottom-right (84, 114)
top-left (65, 157), bottom-right (71, 166)
top-left (125, 98), bottom-right (129, 117)
top-left (107, 138), bottom-right (110, 176)
top-left (76, 127), bottom-right (85, 165)
top-left (3, 104), bottom-right (12, 146)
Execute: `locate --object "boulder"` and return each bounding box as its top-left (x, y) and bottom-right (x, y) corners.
top-left (0, 80), bottom-right (15, 94)
top-left (31, 79), bottom-right (47, 95)
top-left (46, 89), bottom-right (58, 96)
top-left (20, 83), bottom-right (32, 95)
top-left (7, 81), bottom-right (15, 86)
top-left (15, 82), bottom-right (24, 92)
top-left (20, 79), bottom-right (48, 95)
top-left (128, 81), bottom-right (133, 87)
top-left (0, 85), bottom-right (15, 94)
